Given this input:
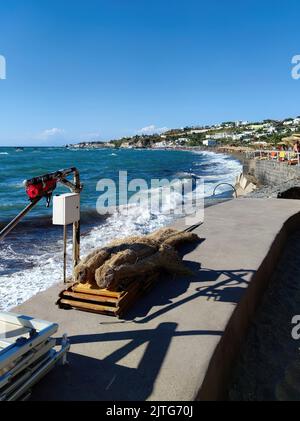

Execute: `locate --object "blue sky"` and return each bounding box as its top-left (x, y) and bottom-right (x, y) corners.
top-left (0, 0), bottom-right (300, 146)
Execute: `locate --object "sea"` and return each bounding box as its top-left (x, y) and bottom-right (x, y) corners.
top-left (0, 147), bottom-right (242, 310)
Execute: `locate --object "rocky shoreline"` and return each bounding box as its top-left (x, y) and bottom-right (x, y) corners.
top-left (224, 150), bottom-right (300, 200)
top-left (245, 178), bottom-right (300, 199)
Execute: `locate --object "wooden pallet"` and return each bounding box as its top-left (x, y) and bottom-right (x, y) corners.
top-left (57, 275), bottom-right (158, 318)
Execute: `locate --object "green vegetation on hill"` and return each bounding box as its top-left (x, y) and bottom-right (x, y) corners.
top-left (69, 117), bottom-right (300, 149)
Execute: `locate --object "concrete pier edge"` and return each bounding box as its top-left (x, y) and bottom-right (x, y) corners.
top-left (196, 209), bottom-right (300, 400)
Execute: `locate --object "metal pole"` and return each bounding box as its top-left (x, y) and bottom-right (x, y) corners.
top-left (0, 198), bottom-right (41, 242)
top-left (63, 225), bottom-right (67, 284)
top-left (72, 169), bottom-right (81, 279)
top-left (72, 221), bottom-right (80, 269)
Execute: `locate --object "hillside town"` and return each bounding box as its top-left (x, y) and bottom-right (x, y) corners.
top-left (66, 116), bottom-right (300, 150)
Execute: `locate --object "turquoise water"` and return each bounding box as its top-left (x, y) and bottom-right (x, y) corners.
top-left (0, 147), bottom-right (242, 310)
top-left (0, 147), bottom-right (240, 221)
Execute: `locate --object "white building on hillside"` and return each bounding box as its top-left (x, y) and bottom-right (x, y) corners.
top-left (206, 132), bottom-right (228, 140)
top-left (188, 129), bottom-right (208, 134)
top-left (203, 139), bottom-right (217, 146)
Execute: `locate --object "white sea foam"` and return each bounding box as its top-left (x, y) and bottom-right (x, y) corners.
top-left (0, 152), bottom-right (8, 155)
top-left (0, 208), bottom-right (170, 310)
top-left (190, 150), bottom-right (242, 196)
top-left (0, 150), bottom-right (242, 311)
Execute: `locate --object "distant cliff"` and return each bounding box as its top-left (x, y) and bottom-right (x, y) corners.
top-left (65, 141), bottom-right (116, 149)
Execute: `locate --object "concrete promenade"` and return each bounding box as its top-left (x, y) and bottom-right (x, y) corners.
top-left (12, 198), bottom-right (300, 400)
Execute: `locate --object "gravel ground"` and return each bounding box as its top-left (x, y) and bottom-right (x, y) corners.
top-left (244, 177), bottom-right (300, 199)
top-left (228, 230), bottom-right (300, 401)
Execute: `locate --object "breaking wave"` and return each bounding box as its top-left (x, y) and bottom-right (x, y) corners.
top-left (0, 149), bottom-right (242, 310)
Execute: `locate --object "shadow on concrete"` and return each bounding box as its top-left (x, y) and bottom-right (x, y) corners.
top-left (31, 322), bottom-right (222, 401)
top-left (101, 238), bottom-right (254, 323)
top-left (30, 240), bottom-right (254, 401)
top-left (118, 265), bottom-right (254, 324)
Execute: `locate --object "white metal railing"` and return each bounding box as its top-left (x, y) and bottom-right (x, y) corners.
top-left (246, 150), bottom-right (300, 165)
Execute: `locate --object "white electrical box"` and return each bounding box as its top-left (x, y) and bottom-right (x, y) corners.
top-left (53, 193), bottom-right (80, 226)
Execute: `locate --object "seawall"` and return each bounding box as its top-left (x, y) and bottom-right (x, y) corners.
top-left (243, 159), bottom-right (300, 186)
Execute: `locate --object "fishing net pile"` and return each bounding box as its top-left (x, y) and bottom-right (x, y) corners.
top-left (74, 227), bottom-right (199, 291)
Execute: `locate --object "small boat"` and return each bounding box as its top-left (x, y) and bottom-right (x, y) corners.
top-left (0, 311), bottom-right (70, 401)
top-left (15, 147), bottom-right (24, 152)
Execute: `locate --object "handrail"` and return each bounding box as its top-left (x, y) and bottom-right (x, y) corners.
top-left (246, 150), bottom-right (300, 164)
top-left (213, 183), bottom-right (238, 198)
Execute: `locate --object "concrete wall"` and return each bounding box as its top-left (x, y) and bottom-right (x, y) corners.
top-left (197, 208), bottom-right (300, 400)
top-left (244, 159), bottom-right (300, 186)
